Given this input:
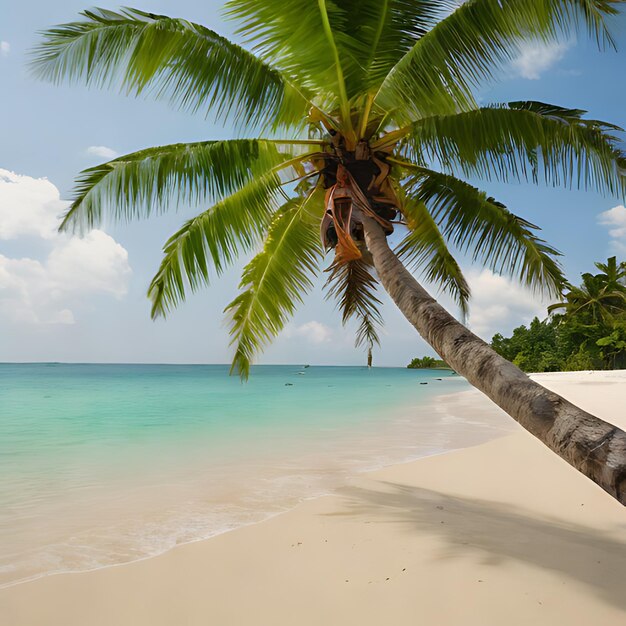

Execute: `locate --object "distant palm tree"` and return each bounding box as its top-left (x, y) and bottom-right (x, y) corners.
top-left (595, 255), bottom-right (626, 291)
top-left (549, 272), bottom-right (626, 322)
top-left (550, 257), bottom-right (626, 321)
top-left (33, 1), bottom-right (626, 503)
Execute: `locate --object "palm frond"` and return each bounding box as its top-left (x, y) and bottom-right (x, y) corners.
top-left (61, 139), bottom-right (311, 232)
top-left (225, 0), bottom-right (348, 113)
top-left (355, 314), bottom-right (381, 353)
top-left (226, 0), bottom-right (458, 106)
top-left (148, 171), bottom-right (288, 318)
top-left (324, 259), bottom-right (383, 350)
top-left (319, 1), bottom-right (458, 96)
top-left (400, 101), bottom-right (626, 195)
top-left (401, 165), bottom-right (566, 297)
top-left (396, 197), bottom-right (471, 317)
top-left (376, 0), bottom-right (621, 122)
top-left (225, 186), bottom-right (326, 379)
top-left (31, 7), bottom-right (311, 129)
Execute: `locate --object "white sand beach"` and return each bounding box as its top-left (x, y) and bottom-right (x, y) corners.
top-left (1, 370), bottom-right (625, 625)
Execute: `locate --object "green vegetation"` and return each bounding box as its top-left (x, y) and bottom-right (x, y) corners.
top-left (491, 257), bottom-right (626, 372)
top-left (407, 356), bottom-right (450, 370)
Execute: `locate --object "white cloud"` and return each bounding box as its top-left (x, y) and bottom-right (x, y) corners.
top-left (282, 320), bottom-right (333, 344)
top-left (511, 41), bottom-right (571, 80)
top-left (0, 255), bottom-right (73, 324)
top-left (0, 41), bottom-right (9, 57)
top-left (598, 205), bottom-right (626, 253)
top-left (0, 169), bottom-right (131, 324)
top-left (48, 231), bottom-right (131, 298)
top-left (86, 145), bottom-right (119, 159)
top-left (0, 170), bottom-right (63, 239)
top-left (465, 269), bottom-right (550, 341)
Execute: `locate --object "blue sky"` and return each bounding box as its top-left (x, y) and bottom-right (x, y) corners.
top-left (1, 1), bottom-right (626, 366)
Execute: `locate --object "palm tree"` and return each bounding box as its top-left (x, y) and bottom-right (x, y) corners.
top-left (595, 255), bottom-right (626, 289)
top-left (33, 1), bottom-right (626, 503)
top-left (549, 256), bottom-right (626, 322)
top-left (549, 271), bottom-right (626, 323)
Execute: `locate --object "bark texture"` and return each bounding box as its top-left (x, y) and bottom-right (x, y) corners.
top-left (362, 217), bottom-right (626, 505)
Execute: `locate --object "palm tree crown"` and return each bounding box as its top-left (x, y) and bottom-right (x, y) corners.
top-left (32, 0), bottom-right (626, 378)
top-left (549, 256), bottom-right (626, 321)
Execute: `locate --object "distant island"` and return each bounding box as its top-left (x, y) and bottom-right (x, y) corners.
top-left (407, 356), bottom-right (452, 370)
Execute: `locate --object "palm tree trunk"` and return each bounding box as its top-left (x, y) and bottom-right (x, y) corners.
top-left (362, 216), bottom-right (626, 505)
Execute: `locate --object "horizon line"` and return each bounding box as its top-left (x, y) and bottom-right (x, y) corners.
top-left (0, 361), bottom-right (413, 368)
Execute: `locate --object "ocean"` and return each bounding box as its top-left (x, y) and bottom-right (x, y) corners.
top-left (0, 363), bottom-right (505, 587)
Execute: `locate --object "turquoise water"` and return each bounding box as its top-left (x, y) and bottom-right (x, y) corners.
top-left (0, 363), bottom-right (502, 587)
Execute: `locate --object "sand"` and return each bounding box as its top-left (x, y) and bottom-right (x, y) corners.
top-left (1, 370), bottom-right (625, 625)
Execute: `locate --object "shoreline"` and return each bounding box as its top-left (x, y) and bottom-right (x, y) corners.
top-left (0, 376), bottom-right (510, 592)
top-left (0, 365), bottom-right (473, 590)
top-left (1, 371), bottom-right (625, 625)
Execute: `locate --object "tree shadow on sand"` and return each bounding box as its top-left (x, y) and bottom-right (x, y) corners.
top-left (329, 482), bottom-right (626, 610)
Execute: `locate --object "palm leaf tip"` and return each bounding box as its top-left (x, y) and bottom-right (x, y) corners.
top-left (324, 258), bottom-right (384, 350)
top-left (225, 188), bottom-right (325, 380)
top-left (148, 259), bottom-right (178, 320)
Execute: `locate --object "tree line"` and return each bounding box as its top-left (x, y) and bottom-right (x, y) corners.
top-left (407, 356), bottom-right (450, 370)
top-left (491, 257), bottom-right (626, 372)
